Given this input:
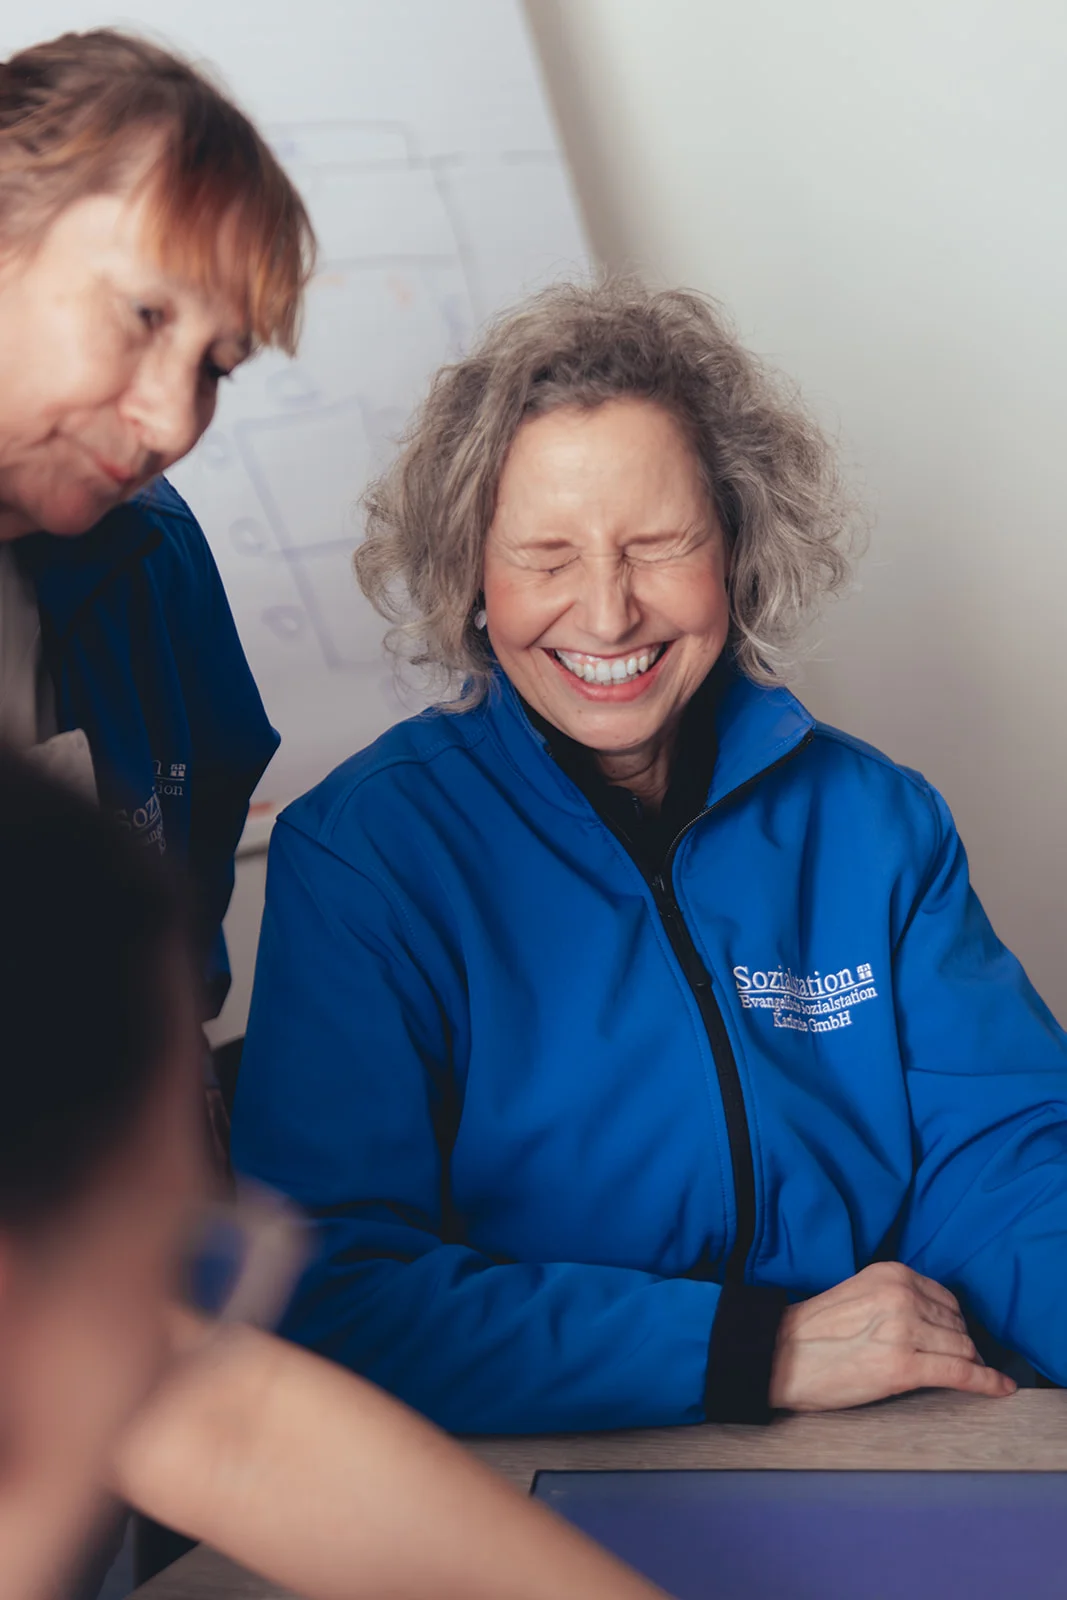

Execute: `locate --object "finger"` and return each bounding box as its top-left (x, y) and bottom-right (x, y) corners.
top-left (911, 1325), bottom-right (981, 1363)
top-left (903, 1270), bottom-right (963, 1316)
top-left (912, 1353), bottom-right (1017, 1398)
top-left (913, 1290), bottom-right (968, 1336)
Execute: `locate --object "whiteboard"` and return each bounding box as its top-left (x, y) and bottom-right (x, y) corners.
top-left (2, 1), bottom-right (589, 809)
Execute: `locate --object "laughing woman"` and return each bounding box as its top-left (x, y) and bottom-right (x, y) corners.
top-left (234, 279), bottom-right (1067, 1431)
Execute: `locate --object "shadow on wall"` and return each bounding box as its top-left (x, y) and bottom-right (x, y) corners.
top-left (523, 0), bottom-right (625, 269)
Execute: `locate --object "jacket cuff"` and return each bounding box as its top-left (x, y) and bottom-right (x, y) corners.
top-left (703, 1282), bottom-right (789, 1424)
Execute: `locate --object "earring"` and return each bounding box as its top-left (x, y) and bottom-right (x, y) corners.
top-left (473, 608), bottom-right (487, 631)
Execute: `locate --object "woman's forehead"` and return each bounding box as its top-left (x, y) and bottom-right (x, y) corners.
top-left (136, 188), bottom-right (255, 333)
top-left (496, 403), bottom-right (708, 516)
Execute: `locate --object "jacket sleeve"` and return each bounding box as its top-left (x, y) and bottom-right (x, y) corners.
top-left (231, 815), bottom-right (762, 1434)
top-left (167, 510), bottom-right (279, 1016)
top-left (894, 786), bottom-right (1067, 1381)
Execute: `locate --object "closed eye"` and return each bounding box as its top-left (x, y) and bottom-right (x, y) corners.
top-left (627, 549), bottom-right (678, 566)
top-left (626, 527), bottom-right (711, 564)
top-left (136, 304), bottom-right (166, 332)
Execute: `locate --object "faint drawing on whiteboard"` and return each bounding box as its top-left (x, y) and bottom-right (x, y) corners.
top-left (167, 116), bottom-right (587, 808)
top-left (210, 122), bottom-right (475, 672)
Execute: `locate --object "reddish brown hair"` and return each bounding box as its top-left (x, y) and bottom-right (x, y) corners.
top-left (0, 29), bottom-right (315, 352)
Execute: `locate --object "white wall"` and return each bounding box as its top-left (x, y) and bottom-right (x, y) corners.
top-left (215, 0), bottom-right (1067, 1040)
top-left (526, 0), bottom-right (1067, 1019)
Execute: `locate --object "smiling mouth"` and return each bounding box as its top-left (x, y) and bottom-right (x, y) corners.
top-left (552, 644), bottom-right (668, 685)
top-left (94, 460), bottom-right (138, 487)
top-left (79, 442), bottom-right (139, 488)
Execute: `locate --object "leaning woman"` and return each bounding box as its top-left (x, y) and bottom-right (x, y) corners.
top-left (0, 33), bottom-right (311, 1583)
top-left (0, 29), bottom-right (312, 1018)
top-left (234, 280), bottom-right (1067, 1430)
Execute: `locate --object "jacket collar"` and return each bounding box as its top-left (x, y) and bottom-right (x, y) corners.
top-left (16, 501), bottom-right (162, 643)
top-left (485, 658), bottom-right (814, 818)
top-left (707, 668), bottom-right (814, 808)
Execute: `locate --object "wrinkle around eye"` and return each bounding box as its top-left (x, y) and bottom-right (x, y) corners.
top-left (500, 547), bottom-right (579, 575)
top-left (625, 528), bottom-right (712, 563)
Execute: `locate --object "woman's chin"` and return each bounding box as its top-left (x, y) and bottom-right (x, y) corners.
top-left (538, 683), bottom-right (674, 753)
top-left (33, 489), bottom-right (122, 539)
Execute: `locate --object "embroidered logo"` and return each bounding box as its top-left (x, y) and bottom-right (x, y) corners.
top-left (115, 791), bottom-right (166, 854)
top-left (733, 960), bottom-right (878, 1034)
top-left (153, 757), bottom-right (187, 799)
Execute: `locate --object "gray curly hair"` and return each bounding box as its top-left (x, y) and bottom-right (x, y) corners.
top-left (357, 277), bottom-right (855, 703)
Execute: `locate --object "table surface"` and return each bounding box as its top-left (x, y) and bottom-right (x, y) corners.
top-left (132, 1389), bottom-right (1067, 1599)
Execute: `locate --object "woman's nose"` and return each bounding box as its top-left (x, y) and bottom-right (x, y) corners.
top-left (120, 358), bottom-right (208, 469)
top-left (574, 557), bottom-right (641, 645)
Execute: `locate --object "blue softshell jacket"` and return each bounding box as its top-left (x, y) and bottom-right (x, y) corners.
top-left (232, 667), bottom-right (1067, 1430)
top-left (18, 478), bottom-right (278, 1013)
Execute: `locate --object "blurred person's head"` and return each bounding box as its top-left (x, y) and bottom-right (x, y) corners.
top-left (0, 751), bottom-right (205, 1600)
top-left (0, 28), bottom-right (314, 540)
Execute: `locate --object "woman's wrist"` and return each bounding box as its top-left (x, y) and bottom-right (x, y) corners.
top-left (766, 1302), bottom-right (801, 1410)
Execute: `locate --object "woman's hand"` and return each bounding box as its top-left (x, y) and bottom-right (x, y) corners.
top-left (768, 1262), bottom-right (1017, 1412)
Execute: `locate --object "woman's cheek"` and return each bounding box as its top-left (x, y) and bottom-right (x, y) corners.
top-left (484, 571), bottom-right (554, 650)
top-left (654, 559), bottom-right (729, 637)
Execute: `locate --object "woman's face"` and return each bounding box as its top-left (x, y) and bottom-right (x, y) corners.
top-left (0, 186), bottom-right (250, 541)
top-left (0, 970), bottom-right (205, 1600)
top-left (483, 398), bottom-right (731, 762)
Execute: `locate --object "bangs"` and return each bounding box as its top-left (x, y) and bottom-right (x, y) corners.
top-left (140, 122), bottom-right (315, 355)
top-left (0, 30), bottom-right (316, 352)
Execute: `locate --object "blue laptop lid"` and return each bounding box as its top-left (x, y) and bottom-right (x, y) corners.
top-left (532, 1470), bottom-right (1067, 1599)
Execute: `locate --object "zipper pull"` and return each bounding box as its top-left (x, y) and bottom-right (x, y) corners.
top-left (651, 880), bottom-right (713, 992)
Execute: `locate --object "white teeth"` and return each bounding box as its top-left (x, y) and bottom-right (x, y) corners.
top-left (555, 646), bottom-right (665, 685)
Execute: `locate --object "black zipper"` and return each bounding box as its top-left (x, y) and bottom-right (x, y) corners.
top-left (648, 866), bottom-right (753, 1283)
top-left (607, 730), bottom-right (814, 1285)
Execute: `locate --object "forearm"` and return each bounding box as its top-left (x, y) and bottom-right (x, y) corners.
top-left (283, 1244), bottom-right (720, 1432)
top-left (112, 1316), bottom-right (665, 1600)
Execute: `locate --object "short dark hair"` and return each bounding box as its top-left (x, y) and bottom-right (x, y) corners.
top-left (0, 749), bottom-right (185, 1228)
